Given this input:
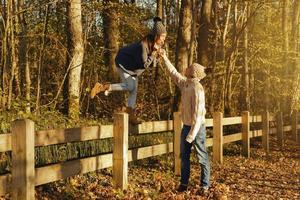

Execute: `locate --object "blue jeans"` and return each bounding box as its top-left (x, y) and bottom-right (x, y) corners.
top-left (110, 67), bottom-right (138, 108)
top-left (180, 124), bottom-right (210, 188)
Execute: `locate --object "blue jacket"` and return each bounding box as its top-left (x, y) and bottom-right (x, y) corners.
top-left (115, 41), bottom-right (156, 73)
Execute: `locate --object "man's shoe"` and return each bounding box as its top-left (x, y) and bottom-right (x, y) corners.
top-left (176, 184), bottom-right (188, 192)
top-left (200, 186), bottom-right (209, 195)
top-left (90, 82), bottom-right (110, 99)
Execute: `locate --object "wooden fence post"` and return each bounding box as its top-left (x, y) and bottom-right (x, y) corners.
top-left (213, 112), bottom-right (223, 164)
top-left (262, 111), bottom-right (270, 155)
top-left (276, 112), bottom-right (284, 148)
top-left (113, 112), bottom-right (128, 190)
top-left (242, 111), bottom-right (250, 158)
top-left (292, 110), bottom-right (298, 142)
top-left (11, 119), bottom-right (35, 200)
top-left (173, 112), bottom-right (182, 176)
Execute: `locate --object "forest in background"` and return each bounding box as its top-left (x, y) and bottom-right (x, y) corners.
top-left (0, 1), bottom-right (300, 199)
top-left (0, 0), bottom-right (300, 130)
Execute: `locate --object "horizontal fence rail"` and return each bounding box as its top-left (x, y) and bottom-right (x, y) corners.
top-left (222, 116), bottom-right (242, 125)
top-left (0, 120), bottom-right (174, 153)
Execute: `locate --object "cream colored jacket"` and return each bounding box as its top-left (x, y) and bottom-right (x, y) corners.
top-left (162, 56), bottom-right (206, 143)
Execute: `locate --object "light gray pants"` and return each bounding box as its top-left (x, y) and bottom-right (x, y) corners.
top-left (110, 67), bottom-right (139, 108)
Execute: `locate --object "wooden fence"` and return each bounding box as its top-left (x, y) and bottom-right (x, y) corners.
top-left (0, 111), bottom-right (299, 199)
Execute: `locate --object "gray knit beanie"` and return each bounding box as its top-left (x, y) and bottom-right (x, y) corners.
top-left (150, 17), bottom-right (167, 36)
top-left (185, 63), bottom-right (206, 80)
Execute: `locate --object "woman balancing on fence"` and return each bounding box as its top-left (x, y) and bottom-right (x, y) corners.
top-left (90, 17), bottom-right (167, 125)
top-left (158, 49), bottom-right (210, 194)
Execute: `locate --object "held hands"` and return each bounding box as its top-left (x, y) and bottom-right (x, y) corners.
top-left (152, 44), bottom-right (160, 58)
top-left (152, 43), bottom-right (167, 59)
top-left (157, 48), bottom-right (166, 58)
top-left (152, 46), bottom-right (167, 60)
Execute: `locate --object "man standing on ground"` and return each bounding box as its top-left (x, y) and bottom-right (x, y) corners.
top-left (159, 50), bottom-right (210, 194)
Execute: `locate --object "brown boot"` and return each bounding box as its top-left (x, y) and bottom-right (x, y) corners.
top-left (125, 107), bottom-right (142, 125)
top-left (90, 82), bottom-right (110, 99)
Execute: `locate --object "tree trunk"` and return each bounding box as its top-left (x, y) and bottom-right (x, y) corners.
top-left (291, 0), bottom-right (300, 53)
top-left (239, 1), bottom-right (250, 112)
top-left (173, 0), bottom-right (192, 111)
top-left (188, 0), bottom-right (199, 66)
top-left (290, 0), bottom-right (300, 112)
top-left (281, 0), bottom-right (289, 114)
top-left (220, 0), bottom-right (232, 111)
top-left (25, 51), bottom-right (31, 113)
top-left (17, 0), bottom-right (28, 111)
top-left (263, 4), bottom-right (271, 112)
top-left (1, 0), bottom-right (9, 109)
top-left (282, 0), bottom-right (289, 60)
top-left (35, 5), bottom-right (49, 114)
top-left (210, 0), bottom-right (219, 114)
top-left (157, 0), bottom-right (163, 18)
top-left (224, 53), bottom-right (235, 116)
top-left (8, 0), bottom-right (19, 110)
top-left (103, 0), bottom-right (119, 82)
top-left (221, 0), bottom-right (232, 61)
top-left (66, 0), bottom-right (84, 119)
top-left (223, 0), bottom-right (238, 116)
top-left (63, 1), bottom-right (70, 115)
top-left (13, 0), bottom-right (22, 98)
top-left (175, 0), bottom-right (192, 73)
top-left (175, 0), bottom-right (181, 28)
top-left (197, 0), bottom-right (212, 67)
top-left (162, 0), bottom-right (174, 118)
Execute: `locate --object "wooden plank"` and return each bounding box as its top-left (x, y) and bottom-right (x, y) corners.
top-left (223, 130), bottom-right (263, 145)
top-left (262, 111), bottom-right (270, 155)
top-left (11, 119), bottom-right (35, 200)
top-left (35, 143), bottom-right (174, 186)
top-left (1, 118), bottom-right (211, 152)
top-left (206, 138), bottom-right (213, 147)
top-left (283, 125), bottom-right (292, 132)
top-left (251, 130), bottom-right (262, 137)
top-left (35, 125), bottom-right (113, 147)
top-left (242, 111), bottom-right (250, 158)
top-left (0, 174), bottom-right (10, 196)
top-left (0, 125), bottom-right (114, 151)
top-left (277, 113), bottom-right (284, 148)
top-left (128, 143), bottom-right (173, 161)
top-left (0, 134), bottom-right (11, 152)
top-left (250, 115), bottom-right (262, 123)
top-left (35, 153), bottom-right (113, 186)
top-left (205, 119), bottom-right (213, 127)
top-left (222, 117), bottom-right (242, 125)
top-left (35, 120), bottom-right (175, 147)
top-left (113, 113), bottom-right (128, 190)
top-left (223, 133), bottom-right (242, 144)
top-left (173, 112), bottom-right (182, 176)
top-left (100, 125), bottom-right (114, 138)
top-left (138, 120), bottom-right (173, 134)
top-left (213, 112), bottom-right (223, 164)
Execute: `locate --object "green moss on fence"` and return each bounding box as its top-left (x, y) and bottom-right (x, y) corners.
top-left (0, 131), bottom-right (173, 174)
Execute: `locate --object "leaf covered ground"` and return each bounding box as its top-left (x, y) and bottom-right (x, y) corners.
top-left (3, 135), bottom-right (300, 200)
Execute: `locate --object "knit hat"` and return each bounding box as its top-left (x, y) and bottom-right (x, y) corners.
top-left (185, 63), bottom-right (206, 80)
top-left (150, 17), bottom-right (167, 36)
